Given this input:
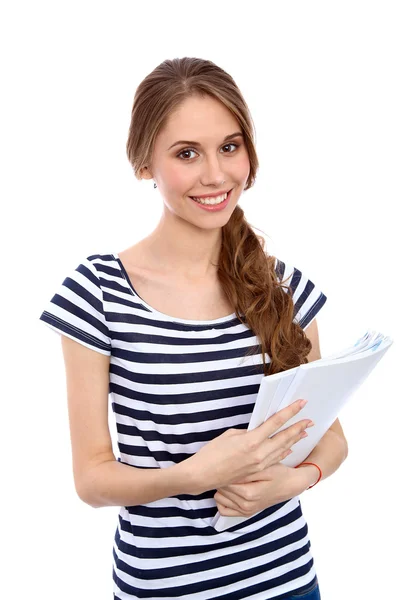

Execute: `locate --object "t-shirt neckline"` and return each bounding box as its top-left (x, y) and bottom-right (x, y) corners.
top-left (112, 253), bottom-right (238, 325)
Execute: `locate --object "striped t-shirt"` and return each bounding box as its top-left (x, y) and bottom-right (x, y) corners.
top-left (39, 252), bottom-right (327, 600)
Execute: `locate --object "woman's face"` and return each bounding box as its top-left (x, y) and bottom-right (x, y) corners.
top-left (146, 95), bottom-right (251, 229)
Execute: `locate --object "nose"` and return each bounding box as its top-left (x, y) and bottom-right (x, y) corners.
top-left (200, 155), bottom-right (226, 187)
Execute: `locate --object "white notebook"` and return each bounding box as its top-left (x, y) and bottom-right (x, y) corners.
top-left (211, 330), bottom-right (394, 531)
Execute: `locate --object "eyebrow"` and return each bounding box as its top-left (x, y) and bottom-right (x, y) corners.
top-left (168, 131), bottom-right (243, 151)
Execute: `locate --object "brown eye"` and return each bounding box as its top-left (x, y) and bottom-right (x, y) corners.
top-left (222, 143), bottom-right (240, 153)
top-left (177, 143), bottom-right (239, 161)
top-left (177, 149), bottom-right (197, 160)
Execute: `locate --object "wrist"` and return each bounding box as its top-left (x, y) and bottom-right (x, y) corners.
top-left (295, 463), bottom-right (321, 490)
top-left (172, 458), bottom-right (205, 496)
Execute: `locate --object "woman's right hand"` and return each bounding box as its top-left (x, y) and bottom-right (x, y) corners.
top-left (186, 399), bottom-right (314, 494)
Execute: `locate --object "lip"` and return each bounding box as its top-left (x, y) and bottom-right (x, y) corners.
top-left (190, 188), bottom-right (233, 212)
top-left (189, 188), bottom-right (232, 199)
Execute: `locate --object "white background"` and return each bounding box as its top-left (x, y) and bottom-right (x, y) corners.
top-left (1, 1), bottom-right (399, 598)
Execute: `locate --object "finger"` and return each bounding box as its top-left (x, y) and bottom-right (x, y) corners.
top-left (280, 448), bottom-right (293, 461)
top-left (273, 418), bottom-right (314, 446)
top-left (256, 399), bottom-right (308, 439)
top-left (266, 442), bottom-right (295, 463)
top-left (260, 419), bottom-right (312, 462)
top-left (215, 492), bottom-right (245, 513)
top-left (217, 483), bottom-right (254, 503)
top-left (215, 487), bottom-right (242, 504)
top-left (217, 503), bottom-right (246, 517)
top-left (217, 497), bottom-right (251, 516)
top-left (253, 442), bottom-right (291, 472)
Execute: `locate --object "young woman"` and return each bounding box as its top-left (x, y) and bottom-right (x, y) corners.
top-left (39, 57), bottom-right (348, 600)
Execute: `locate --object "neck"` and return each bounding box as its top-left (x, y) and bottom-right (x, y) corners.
top-left (142, 214), bottom-right (222, 280)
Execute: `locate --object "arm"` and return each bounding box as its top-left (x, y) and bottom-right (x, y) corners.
top-left (295, 424), bottom-right (348, 489)
top-left (213, 424), bottom-right (349, 517)
top-left (61, 335), bottom-right (193, 509)
top-left (295, 318), bottom-right (348, 489)
top-left (82, 460), bottom-right (193, 509)
top-left (213, 319), bottom-right (349, 516)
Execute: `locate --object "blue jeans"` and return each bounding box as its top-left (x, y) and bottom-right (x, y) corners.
top-left (283, 576), bottom-right (321, 599)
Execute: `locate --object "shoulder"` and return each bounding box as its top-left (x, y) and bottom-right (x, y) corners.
top-left (77, 252), bottom-right (118, 284)
top-left (271, 255), bottom-right (328, 330)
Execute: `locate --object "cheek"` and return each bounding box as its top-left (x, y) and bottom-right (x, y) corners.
top-left (232, 154), bottom-right (251, 183)
top-left (164, 162), bottom-right (193, 190)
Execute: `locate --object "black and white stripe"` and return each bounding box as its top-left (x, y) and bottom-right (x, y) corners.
top-left (39, 252), bottom-right (327, 599)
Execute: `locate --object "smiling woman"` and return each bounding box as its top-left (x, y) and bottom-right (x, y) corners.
top-left (39, 56), bottom-right (333, 600)
top-left (127, 74), bottom-right (315, 376)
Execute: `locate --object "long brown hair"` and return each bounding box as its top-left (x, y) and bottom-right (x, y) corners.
top-left (126, 57), bottom-right (311, 376)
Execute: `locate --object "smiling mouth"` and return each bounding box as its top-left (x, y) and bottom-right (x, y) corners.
top-left (189, 188), bottom-right (233, 205)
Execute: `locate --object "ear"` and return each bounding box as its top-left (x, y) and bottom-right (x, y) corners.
top-left (141, 166), bottom-right (153, 181)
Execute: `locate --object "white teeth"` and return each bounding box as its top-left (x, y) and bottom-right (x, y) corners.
top-left (192, 192), bottom-right (228, 205)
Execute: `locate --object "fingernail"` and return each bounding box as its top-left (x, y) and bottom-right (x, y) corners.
top-left (299, 399), bottom-right (307, 408)
top-left (306, 421), bottom-right (315, 428)
top-left (300, 431), bottom-right (308, 438)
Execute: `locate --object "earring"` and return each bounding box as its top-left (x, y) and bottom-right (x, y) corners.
top-left (154, 182), bottom-right (157, 189)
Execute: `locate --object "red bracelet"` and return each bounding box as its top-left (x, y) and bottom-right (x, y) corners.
top-left (295, 462), bottom-right (322, 489)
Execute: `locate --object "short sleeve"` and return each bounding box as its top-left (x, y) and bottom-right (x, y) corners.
top-left (39, 256), bottom-right (112, 355)
top-left (274, 257), bottom-right (328, 330)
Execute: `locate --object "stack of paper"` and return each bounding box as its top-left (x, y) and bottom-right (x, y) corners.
top-left (211, 330), bottom-right (393, 531)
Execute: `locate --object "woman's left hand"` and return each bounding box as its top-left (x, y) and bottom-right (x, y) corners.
top-left (213, 463), bottom-right (309, 517)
